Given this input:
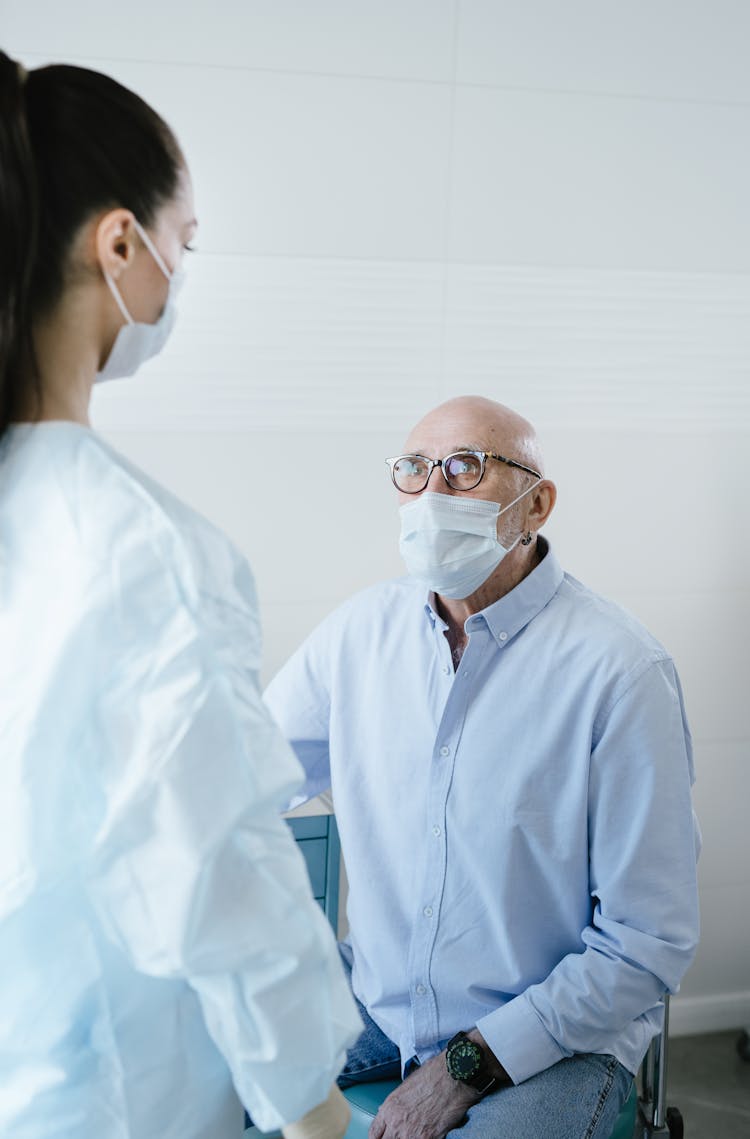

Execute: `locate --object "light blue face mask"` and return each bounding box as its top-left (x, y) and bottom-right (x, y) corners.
top-left (398, 486), bottom-right (537, 599)
top-left (96, 219), bottom-right (184, 383)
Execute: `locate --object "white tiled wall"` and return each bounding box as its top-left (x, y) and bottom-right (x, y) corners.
top-left (5, 0), bottom-right (748, 1036)
top-left (455, 0), bottom-right (750, 103)
top-left (448, 87), bottom-right (750, 272)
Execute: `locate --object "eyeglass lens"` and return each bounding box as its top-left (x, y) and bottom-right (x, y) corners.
top-left (392, 452), bottom-right (484, 492)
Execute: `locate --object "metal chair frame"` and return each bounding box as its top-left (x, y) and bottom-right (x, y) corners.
top-left (634, 995), bottom-right (684, 1137)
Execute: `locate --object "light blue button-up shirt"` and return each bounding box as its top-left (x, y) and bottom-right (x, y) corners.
top-left (265, 540), bottom-right (700, 1085)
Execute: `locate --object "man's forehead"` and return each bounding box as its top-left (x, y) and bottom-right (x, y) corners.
top-left (404, 440), bottom-right (488, 455)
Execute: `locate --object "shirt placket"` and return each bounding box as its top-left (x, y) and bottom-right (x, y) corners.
top-left (406, 615), bottom-right (484, 1059)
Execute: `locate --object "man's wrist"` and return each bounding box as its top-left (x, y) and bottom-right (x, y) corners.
top-left (444, 1029), bottom-right (511, 1098)
top-left (464, 1029), bottom-right (512, 1086)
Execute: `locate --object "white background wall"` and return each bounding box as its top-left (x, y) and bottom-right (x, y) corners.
top-left (4, 0), bottom-right (748, 1037)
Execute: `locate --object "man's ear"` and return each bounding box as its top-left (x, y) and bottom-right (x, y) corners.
top-left (94, 209), bottom-right (138, 282)
top-left (526, 479), bottom-right (557, 531)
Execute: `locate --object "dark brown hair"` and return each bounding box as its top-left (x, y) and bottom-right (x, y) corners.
top-left (0, 51), bottom-right (183, 437)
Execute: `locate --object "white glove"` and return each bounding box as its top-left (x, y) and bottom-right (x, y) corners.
top-left (282, 1084), bottom-right (350, 1139)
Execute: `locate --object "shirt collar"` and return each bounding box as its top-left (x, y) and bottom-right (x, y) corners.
top-left (424, 537), bottom-right (564, 646)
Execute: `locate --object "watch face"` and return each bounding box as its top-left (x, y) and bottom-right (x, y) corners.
top-left (447, 1038), bottom-right (481, 1081)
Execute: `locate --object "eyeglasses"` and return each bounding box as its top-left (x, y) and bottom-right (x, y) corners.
top-left (385, 450), bottom-right (542, 494)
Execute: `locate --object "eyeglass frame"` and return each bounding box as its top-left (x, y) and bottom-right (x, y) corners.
top-left (385, 449), bottom-right (543, 494)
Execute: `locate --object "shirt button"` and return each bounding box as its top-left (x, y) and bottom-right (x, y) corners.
top-left (439, 745), bottom-right (450, 757)
top-left (416, 984), bottom-right (427, 996)
top-left (423, 906), bottom-right (433, 918)
top-left (443, 665), bottom-right (451, 675)
top-left (499, 631), bottom-right (508, 641)
top-left (432, 825), bottom-right (442, 837)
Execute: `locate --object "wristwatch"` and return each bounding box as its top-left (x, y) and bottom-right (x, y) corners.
top-left (445, 1031), bottom-right (500, 1096)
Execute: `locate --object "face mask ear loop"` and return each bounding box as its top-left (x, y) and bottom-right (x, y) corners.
top-left (495, 478), bottom-right (542, 547)
top-left (133, 219), bottom-right (172, 281)
top-left (102, 270), bottom-right (134, 326)
top-left (497, 477), bottom-right (541, 519)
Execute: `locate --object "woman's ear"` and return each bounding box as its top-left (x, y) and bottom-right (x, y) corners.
top-left (94, 208), bottom-right (138, 281)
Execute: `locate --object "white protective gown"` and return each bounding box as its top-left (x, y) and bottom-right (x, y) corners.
top-left (0, 422), bottom-right (361, 1139)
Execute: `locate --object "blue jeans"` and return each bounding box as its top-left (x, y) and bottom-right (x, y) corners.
top-left (337, 948), bottom-right (634, 1138)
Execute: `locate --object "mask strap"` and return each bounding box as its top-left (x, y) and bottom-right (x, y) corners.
top-left (101, 217), bottom-right (173, 326)
top-left (102, 270), bottom-right (133, 326)
top-left (133, 219), bottom-right (172, 280)
top-left (496, 479), bottom-right (541, 549)
top-left (497, 478), bottom-right (541, 519)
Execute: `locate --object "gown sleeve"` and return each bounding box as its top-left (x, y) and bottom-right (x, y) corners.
top-left (84, 510), bottom-right (361, 1132)
top-left (263, 614), bottom-right (337, 810)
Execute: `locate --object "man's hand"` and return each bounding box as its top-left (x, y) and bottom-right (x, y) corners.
top-left (368, 1050), bottom-right (479, 1139)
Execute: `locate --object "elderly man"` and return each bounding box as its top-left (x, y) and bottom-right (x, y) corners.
top-left (264, 396), bottom-right (700, 1139)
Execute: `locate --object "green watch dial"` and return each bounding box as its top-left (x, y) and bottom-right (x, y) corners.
top-left (447, 1038), bottom-right (482, 1081)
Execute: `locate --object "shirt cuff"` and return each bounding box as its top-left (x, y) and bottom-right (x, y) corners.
top-left (477, 994), bottom-right (568, 1086)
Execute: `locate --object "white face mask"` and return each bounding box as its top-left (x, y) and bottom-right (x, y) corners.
top-left (96, 219), bottom-right (184, 383)
top-left (398, 487), bottom-right (537, 599)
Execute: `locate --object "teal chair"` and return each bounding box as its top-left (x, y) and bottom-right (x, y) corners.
top-left (245, 815), bottom-right (679, 1138)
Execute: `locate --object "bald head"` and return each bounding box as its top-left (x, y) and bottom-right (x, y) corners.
top-left (394, 395), bottom-right (557, 608)
top-left (404, 396), bottom-right (545, 478)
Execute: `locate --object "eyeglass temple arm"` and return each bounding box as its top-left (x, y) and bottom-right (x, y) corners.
top-left (489, 452), bottom-right (542, 480)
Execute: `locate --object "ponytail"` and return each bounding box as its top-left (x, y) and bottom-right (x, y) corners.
top-left (0, 50), bottom-right (183, 441)
top-left (0, 51), bottom-right (40, 438)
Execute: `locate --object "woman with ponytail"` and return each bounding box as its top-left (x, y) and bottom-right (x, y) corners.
top-left (0, 51), bottom-right (359, 1139)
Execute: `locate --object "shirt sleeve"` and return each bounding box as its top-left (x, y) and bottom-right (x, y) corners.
top-left (477, 657), bottom-right (700, 1085)
top-left (85, 525), bottom-right (361, 1132)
